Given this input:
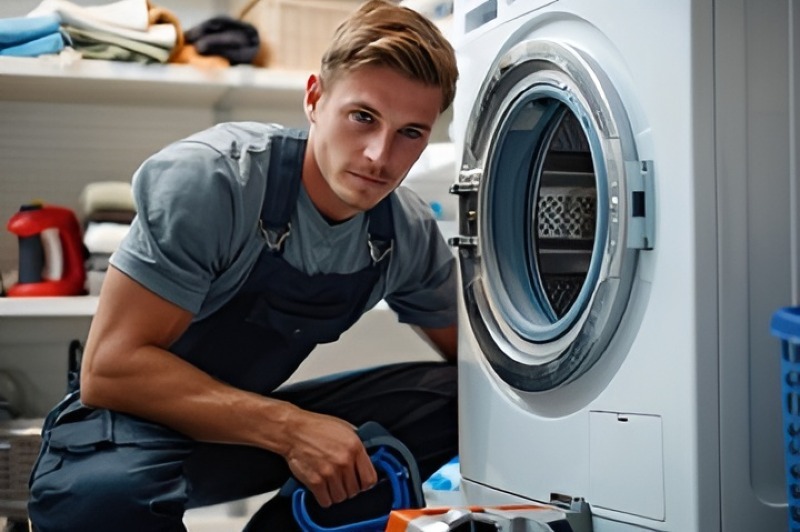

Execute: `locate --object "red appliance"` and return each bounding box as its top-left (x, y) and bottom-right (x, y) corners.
top-left (6, 204), bottom-right (87, 297)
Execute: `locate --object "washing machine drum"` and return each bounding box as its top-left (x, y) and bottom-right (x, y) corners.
top-left (452, 40), bottom-right (654, 392)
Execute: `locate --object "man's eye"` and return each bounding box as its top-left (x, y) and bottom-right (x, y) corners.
top-left (401, 128), bottom-right (423, 140)
top-left (351, 111), bottom-right (373, 123)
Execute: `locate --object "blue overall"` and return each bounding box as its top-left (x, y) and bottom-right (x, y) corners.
top-left (27, 130), bottom-right (458, 531)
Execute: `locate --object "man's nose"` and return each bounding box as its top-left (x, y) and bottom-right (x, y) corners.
top-left (364, 130), bottom-right (393, 164)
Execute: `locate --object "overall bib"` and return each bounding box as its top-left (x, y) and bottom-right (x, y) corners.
top-left (27, 130), bottom-right (457, 532)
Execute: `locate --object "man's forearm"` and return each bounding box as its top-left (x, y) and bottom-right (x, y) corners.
top-left (80, 343), bottom-right (298, 455)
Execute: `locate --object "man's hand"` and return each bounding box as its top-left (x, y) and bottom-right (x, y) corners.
top-left (283, 409), bottom-right (378, 507)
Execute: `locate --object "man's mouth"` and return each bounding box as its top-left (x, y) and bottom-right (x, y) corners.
top-left (349, 171), bottom-right (387, 186)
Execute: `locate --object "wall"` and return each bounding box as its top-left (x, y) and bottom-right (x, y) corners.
top-left (0, 0), bottom-right (453, 277)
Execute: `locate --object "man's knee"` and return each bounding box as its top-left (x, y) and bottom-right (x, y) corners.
top-left (418, 361), bottom-right (457, 396)
top-left (29, 446), bottom-right (187, 531)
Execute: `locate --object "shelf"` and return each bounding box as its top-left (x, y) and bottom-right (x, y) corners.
top-left (0, 55), bottom-right (310, 108)
top-left (0, 296), bottom-right (390, 318)
top-left (0, 296), bottom-right (98, 317)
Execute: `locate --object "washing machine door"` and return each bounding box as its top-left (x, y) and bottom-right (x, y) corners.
top-left (452, 40), bottom-right (654, 392)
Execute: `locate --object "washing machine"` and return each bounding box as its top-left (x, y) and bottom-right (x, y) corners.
top-left (450, 0), bottom-right (798, 531)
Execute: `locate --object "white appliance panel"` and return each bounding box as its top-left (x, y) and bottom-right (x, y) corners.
top-left (453, 0), bottom-right (792, 530)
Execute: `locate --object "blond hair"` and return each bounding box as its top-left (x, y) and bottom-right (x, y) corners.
top-left (320, 0), bottom-right (458, 112)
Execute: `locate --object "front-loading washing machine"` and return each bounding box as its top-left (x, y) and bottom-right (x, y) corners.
top-left (450, 0), bottom-right (798, 531)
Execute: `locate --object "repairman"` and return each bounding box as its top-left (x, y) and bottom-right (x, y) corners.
top-left (28, 1), bottom-right (459, 529)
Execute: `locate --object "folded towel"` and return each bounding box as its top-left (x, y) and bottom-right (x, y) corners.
top-left (79, 181), bottom-right (135, 216)
top-left (83, 222), bottom-right (131, 254)
top-left (29, 0), bottom-right (149, 32)
top-left (0, 13), bottom-right (60, 46)
top-left (0, 31), bottom-right (64, 57)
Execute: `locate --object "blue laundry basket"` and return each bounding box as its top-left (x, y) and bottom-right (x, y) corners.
top-left (771, 306), bottom-right (800, 531)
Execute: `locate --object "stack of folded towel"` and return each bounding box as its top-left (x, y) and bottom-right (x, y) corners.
top-left (28, 0), bottom-right (183, 64)
top-left (0, 0), bottom-right (182, 62)
top-left (79, 181), bottom-right (136, 294)
top-left (0, 0), bottom-right (269, 67)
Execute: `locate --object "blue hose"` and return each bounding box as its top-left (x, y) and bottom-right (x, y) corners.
top-left (291, 447), bottom-right (412, 531)
top-left (284, 421), bottom-right (423, 532)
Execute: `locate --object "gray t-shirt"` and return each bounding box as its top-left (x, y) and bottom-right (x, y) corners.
top-left (111, 122), bottom-right (457, 329)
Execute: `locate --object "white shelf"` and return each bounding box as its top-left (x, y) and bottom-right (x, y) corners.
top-left (0, 55), bottom-right (310, 108)
top-left (0, 296), bottom-right (98, 317)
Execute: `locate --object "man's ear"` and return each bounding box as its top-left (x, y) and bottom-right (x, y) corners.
top-left (304, 74), bottom-right (322, 122)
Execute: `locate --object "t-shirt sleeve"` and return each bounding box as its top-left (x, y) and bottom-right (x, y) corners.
top-left (110, 141), bottom-right (241, 314)
top-left (383, 188), bottom-right (458, 328)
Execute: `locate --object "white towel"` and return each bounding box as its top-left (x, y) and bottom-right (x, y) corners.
top-left (29, 0), bottom-right (176, 49)
top-left (83, 222), bottom-right (131, 254)
top-left (79, 181), bottom-right (135, 215)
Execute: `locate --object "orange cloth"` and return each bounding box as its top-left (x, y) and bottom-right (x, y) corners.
top-left (386, 504), bottom-right (553, 532)
top-left (171, 43), bottom-right (230, 68)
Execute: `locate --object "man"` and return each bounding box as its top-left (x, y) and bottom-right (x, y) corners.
top-left (28, 0), bottom-right (459, 530)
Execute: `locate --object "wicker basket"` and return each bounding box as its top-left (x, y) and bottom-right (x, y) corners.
top-left (0, 418), bottom-right (43, 522)
top-left (771, 306), bottom-right (800, 532)
top-left (237, 0), bottom-right (362, 70)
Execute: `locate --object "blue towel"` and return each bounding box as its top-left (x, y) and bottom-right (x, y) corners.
top-left (423, 455), bottom-right (461, 491)
top-left (0, 14), bottom-right (61, 47)
top-left (0, 31), bottom-right (64, 57)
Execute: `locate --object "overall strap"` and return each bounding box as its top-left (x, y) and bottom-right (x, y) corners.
top-left (258, 126), bottom-right (396, 262)
top-left (259, 128), bottom-right (307, 252)
top-left (367, 196), bottom-right (395, 264)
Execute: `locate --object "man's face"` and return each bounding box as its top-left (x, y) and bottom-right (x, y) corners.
top-left (303, 65), bottom-right (442, 221)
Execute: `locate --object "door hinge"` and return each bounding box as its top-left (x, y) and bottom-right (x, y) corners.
top-left (625, 160), bottom-right (655, 250)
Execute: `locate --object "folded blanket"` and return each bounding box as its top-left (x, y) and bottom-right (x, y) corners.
top-left (66, 39), bottom-right (160, 63)
top-left (65, 24), bottom-right (170, 62)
